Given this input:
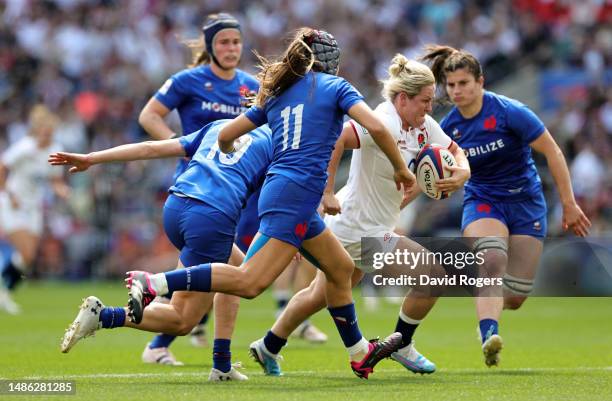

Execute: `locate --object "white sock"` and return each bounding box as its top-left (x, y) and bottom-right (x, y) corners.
top-left (11, 252), bottom-right (26, 272)
top-left (399, 309), bottom-right (421, 325)
top-left (150, 273), bottom-right (169, 295)
top-left (273, 289), bottom-right (291, 301)
top-left (347, 337), bottom-right (370, 360)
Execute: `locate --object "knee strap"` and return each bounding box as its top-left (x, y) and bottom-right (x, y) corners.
top-left (503, 273), bottom-right (534, 295)
top-left (473, 237), bottom-right (508, 254)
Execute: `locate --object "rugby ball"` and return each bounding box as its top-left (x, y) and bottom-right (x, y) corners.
top-left (415, 144), bottom-right (456, 200)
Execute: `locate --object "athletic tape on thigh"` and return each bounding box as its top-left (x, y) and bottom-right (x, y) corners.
top-left (298, 247), bottom-right (322, 269)
top-left (473, 237), bottom-right (508, 254)
top-left (243, 234), bottom-right (270, 264)
top-left (503, 273), bottom-right (534, 295)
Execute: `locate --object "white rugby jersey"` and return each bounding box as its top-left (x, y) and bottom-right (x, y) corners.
top-left (2, 136), bottom-right (62, 207)
top-left (327, 101), bottom-right (453, 244)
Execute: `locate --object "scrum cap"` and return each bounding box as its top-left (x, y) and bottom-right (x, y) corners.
top-left (203, 13), bottom-right (241, 66)
top-left (304, 30), bottom-right (340, 75)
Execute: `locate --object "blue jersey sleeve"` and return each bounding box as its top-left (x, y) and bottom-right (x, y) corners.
top-left (506, 100), bottom-right (545, 144)
top-left (244, 105), bottom-right (267, 126)
top-left (154, 72), bottom-right (187, 111)
top-left (178, 128), bottom-right (206, 157)
top-left (335, 78), bottom-right (364, 114)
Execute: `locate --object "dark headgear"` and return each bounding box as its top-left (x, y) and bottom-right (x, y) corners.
top-left (304, 30), bottom-right (340, 75)
top-left (203, 13), bottom-right (241, 66)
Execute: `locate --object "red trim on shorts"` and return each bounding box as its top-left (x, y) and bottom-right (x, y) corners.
top-left (349, 121), bottom-right (361, 149)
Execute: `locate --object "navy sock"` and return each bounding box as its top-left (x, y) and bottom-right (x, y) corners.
top-left (99, 307), bottom-right (126, 329)
top-left (479, 319), bottom-right (499, 343)
top-left (2, 262), bottom-right (23, 290)
top-left (149, 334), bottom-right (176, 349)
top-left (276, 298), bottom-right (289, 311)
top-left (199, 313), bottom-right (209, 325)
top-left (213, 338), bottom-right (232, 373)
top-left (328, 303), bottom-right (362, 348)
top-left (263, 330), bottom-right (287, 355)
top-left (395, 318), bottom-right (419, 348)
top-left (165, 264), bottom-right (211, 292)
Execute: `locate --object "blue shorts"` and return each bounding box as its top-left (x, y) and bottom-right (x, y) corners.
top-left (462, 192), bottom-right (547, 238)
top-left (257, 174), bottom-right (326, 248)
top-left (235, 189), bottom-right (261, 253)
top-left (163, 194), bottom-right (235, 266)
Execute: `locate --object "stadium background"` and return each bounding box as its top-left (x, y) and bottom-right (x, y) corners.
top-left (0, 0), bottom-right (610, 280)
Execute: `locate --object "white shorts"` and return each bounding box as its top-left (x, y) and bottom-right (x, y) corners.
top-left (0, 193), bottom-right (43, 236)
top-left (341, 230), bottom-right (401, 273)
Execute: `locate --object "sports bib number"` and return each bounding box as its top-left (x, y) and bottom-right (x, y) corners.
top-left (280, 104), bottom-right (304, 150)
top-left (206, 135), bottom-right (253, 165)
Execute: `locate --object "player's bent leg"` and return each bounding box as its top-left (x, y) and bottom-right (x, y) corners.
top-left (211, 244), bottom-right (244, 338)
top-left (272, 259), bottom-right (296, 317)
top-left (253, 267), bottom-right (363, 376)
top-left (213, 239), bottom-right (296, 377)
top-left (60, 291), bottom-right (212, 358)
top-left (211, 234), bottom-right (298, 299)
top-left (6, 230), bottom-right (38, 268)
top-left (210, 292), bottom-right (246, 380)
top-left (141, 291), bottom-right (214, 366)
top-left (125, 236), bottom-right (297, 322)
top-left (273, 269), bottom-right (328, 339)
top-left (301, 229), bottom-right (402, 379)
top-left (61, 298), bottom-right (156, 354)
top-left (464, 218), bottom-right (509, 367)
top-left (378, 236), bottom-right (443, 374)
top-left (288, 258), bottom-right (328, 343)
top-left (3, 230), bottom-right (38, 293)
top-left (503, 235), bottom-right (542, 310)
top-left (301, 228), bottom-right (354, 307)
top-left (199, 245), bottom-right (246, 352)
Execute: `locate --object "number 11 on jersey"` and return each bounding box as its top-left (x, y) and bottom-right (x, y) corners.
top-left (280, 104), bottom-right (303, 150)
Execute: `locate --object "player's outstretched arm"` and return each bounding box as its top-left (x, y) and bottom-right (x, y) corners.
top-left (530, 129), bottom-right (591, 237)
top-left (48, 138), bottom-right (186, 174)
top-left (347, 101), bottom-right (415, 191)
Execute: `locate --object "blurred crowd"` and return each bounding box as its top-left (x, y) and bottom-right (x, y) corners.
top-left (0, 0), bottom-right (610, 278)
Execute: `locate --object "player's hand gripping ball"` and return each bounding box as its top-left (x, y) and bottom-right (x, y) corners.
top-left (415, 144), bottom-right (457, 200)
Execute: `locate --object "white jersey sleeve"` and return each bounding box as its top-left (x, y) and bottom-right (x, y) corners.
top-left (347, 102), bottom-right (402, 149)
top-left (424, 115), bottom-right (453, 149)
top-left (347, 120), bottom-right (370, 148)
top-left (2, 137), bottom-right (33, 167)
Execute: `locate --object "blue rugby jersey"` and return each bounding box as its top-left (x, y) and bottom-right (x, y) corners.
top-left (440, 91), bottom-right (545, 202)
top-left (170, 120), bottom-right (273, 222)
top-left (155, 65), bottom-right (259, 135)
top-left (154, 65), bottom-right (258, 177)
top-left (244, 71), bottom-right (363, 193)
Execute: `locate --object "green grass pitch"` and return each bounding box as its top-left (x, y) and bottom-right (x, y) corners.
top-left (1, 282), bottom-right (611, 401)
